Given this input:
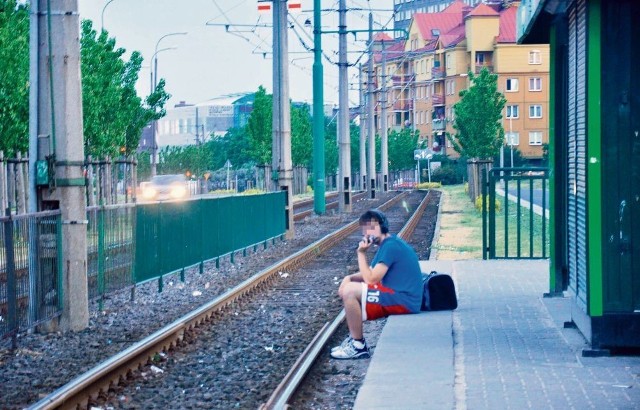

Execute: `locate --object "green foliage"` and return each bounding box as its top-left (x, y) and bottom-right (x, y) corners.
top-left (241, 188), bottom-right (266, 195)
top-left (416, 182), bottom-right (442, 189)
top-left (157, 145), bottom-right (209, 177)
top-left (0, 9), bottom-right (168, 158)
top-left (246, 86), bottom-right (272, 164)
top-left (323, 117), bottom-right (339, 174)
top-left (492, 147), bottom-right (527, 168)
top-left (387, 128), bottom-right (419, 171)
top-left (451, 68), bottom-right (506, 160)
top-left (431, 165), bottom-right (464, 185)
top-left (81, 21), bottom-right (169, 157)
top-left (0, 0), bottom-right (29, 155)
top-left (291, 104), bottom-right (312, 167)
top-left (475, 194), bottom-right (501, 213)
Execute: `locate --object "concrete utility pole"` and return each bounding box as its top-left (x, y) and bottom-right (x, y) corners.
top-left (312, 0), bottom-right (326, 214)
top-left (337, 0), bottom-right (352, 212)
top-left (359, 63), bottom-right (367, 191)
top-left (367, 13), bottom-right (376, 199)
top-left (273, 0), bottom-right (294, 238)
top-left (380, 42), bottom-right (389, 192)
top-left (37, 0), bottom-right (88, 331)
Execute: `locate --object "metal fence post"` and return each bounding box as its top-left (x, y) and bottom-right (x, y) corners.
top-left (4, 208), bottom-right (17, 349)
top-left (482, 169), bottom-right (487, 260)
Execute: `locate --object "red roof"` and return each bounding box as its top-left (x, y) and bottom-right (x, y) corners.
top-left (373, 32), bottom-right (393, 42)
top-left (413, 12), bottom-right (463, 41)
top-left (497, 4), bottom-right (518, 43)
top-left (441, 0), bottom-right (467, 16)
top-left (373, 41), bottom-right (405, 63)
top-left (465, 2), bottom-right (500, 18)
top-left (440, 24), bottom-right (466, 48)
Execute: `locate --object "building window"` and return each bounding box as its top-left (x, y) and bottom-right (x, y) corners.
top-left (475, 52), bottom-right (485, 65)
top-left (506, 132), bottom-right (520, 146)
top-left (529, 50), bottom-right (541, 64)
top-left (506, 105), bottom-right (519, 119)
top-left (529, 104), bottom-right (542, 118)
top-left (529, 77), bottom-right (542, 91)
top-left (506, 78), bottom-right (518, 92)
top-left (529, 131), bottom-right (543, 145)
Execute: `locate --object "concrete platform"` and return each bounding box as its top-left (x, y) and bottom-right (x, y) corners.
top-left (354, 259), bottom-right (640, 409)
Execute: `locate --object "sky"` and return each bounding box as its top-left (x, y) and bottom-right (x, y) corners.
top-left (77, 0), bottom-right (395, 109)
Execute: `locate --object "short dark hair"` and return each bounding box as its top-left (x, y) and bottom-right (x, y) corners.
top-left (359, 209), bottom-right (389, 233)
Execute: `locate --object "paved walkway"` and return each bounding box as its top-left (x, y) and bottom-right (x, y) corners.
top-left (354, 259), bottom-right (640, 409)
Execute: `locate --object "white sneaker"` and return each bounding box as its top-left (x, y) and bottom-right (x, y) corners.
top-left (330, 339), bottom-right (370, 360)
top-left (331, 336), bottom-right (353, 353)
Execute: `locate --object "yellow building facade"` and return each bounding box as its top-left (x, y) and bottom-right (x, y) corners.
top-left (369, 0), bottom-right (550, 161)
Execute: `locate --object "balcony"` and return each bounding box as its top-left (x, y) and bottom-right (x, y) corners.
top-left (431, 67), bottom-right (445, 80)
top-left (392, 100), bottom-right (413, 111)
top-left (432, 93), bottom-right (444, 106)
top-left (432, 118), bottom-right (446, 130)
top-left (391, 74), bottom-right (414, 87)
top-left (474, 64), bottom-right (494, 74)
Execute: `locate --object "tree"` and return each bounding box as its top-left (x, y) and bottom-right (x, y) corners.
top-left (323, 117), bottom-right (339, 175)
top-left (246, 86), bottom-right (272, 165)
top-left (81, 21), bottom-right (169, 157)
top-left (291, 104), bottom-right (312, 167)
top-left (0, 0), bottom-right (29, 155)
top-left (388, 128), bottom-right (419, 171)
top-left (451, 68), bottom-right (506, 159)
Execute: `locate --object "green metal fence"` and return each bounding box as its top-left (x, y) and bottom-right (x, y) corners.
top-left (482, 167), bottom-right (550, 259)
top-left (2, 192), bottom-right (285, 342)
top-left (86, 204), bottom-right (136, 304)
top-left (1, 210), bottom-right (62, 345)
top-left (135, 192), bottom-right (286, 284)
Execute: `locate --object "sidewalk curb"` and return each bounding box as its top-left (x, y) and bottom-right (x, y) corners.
top-left (429, 188), bottom-right (444, 261)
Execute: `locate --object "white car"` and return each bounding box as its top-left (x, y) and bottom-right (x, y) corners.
top-left (141, 174), bottom-right (190, 201)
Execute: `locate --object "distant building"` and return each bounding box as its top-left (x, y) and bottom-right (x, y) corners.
top-left (155, 93), bottom-right (254, 148)
top-left (368, 0), bottom-right (549, 160)
top-left (393, 0), bottom-right (482, 37)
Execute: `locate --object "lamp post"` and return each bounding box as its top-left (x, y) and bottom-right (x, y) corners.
top-left (426, 152), bottom-right (433, 183)
top-left (150, 32), bottom-right (187, 177)
top-left (101, 0), bottom-right (118, 32)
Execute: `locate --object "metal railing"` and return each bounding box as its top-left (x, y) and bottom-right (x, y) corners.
top-left (1, 210), bottom-right (62, 345)
top-left (86, 204), bottom-right (136, 307)
top-left (482, 167), bottom-right (550, 259)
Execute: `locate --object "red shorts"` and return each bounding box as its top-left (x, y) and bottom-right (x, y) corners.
top-left (361, 282), bottom-right (414, 321)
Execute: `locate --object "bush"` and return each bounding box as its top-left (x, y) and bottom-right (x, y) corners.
top-left (430, 165), bottom-right (464, 185)
top-left (241, 188), bottom-right (266, 195)
top-left (416, 182), bottom-right (442, 189)
top-left (474, 195), bottom-right (501, 213)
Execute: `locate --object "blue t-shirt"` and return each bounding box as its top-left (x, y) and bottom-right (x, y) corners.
top-left (370, 235), bottom-right (423, 312)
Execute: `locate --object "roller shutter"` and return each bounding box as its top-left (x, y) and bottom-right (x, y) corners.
top-left (566, 0), bottom-right (588, 311)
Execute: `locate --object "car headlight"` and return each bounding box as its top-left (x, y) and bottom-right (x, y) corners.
top-left (142, 187), bottom-right (157, 199)
top-left (170, 185), bottom-right (187, 199)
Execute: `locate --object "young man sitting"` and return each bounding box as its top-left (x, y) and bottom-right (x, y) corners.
top-left (331, 209), bottom-right (423, 360)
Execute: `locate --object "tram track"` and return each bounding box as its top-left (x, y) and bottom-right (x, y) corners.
top-left (261, 190), bottom-right (435, 409)
top-left (28, 192), bottom-right (417, 409)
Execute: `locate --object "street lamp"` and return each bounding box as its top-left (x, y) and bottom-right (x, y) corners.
top-left (150, 32), bottom-right (187, 177)
top-left (153, 32), bottom-right (187, 91)
top-left (101, 0), bottom-right (118, 32)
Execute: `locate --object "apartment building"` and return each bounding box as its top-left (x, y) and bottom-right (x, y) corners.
top-left (370, 0), bottom-right (550, 160)
top-left (393, 0), bottom-right (482, 36)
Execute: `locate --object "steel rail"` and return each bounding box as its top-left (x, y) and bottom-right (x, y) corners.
top-left (28, 192), bottom-right (407, 410)
top-left (260, 190), bottom-right (433, 409)
top-left (294, 191), bottom-right (367, 221)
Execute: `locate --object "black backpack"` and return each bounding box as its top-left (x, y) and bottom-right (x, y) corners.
top-left (421, 271), bottom-right (458, 311)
